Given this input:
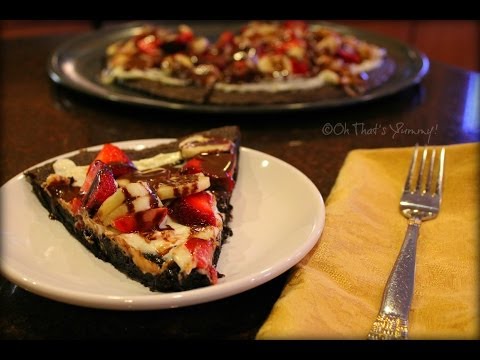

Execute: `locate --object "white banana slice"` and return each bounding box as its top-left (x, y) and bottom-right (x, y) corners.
top-left (156, 173), bottom-right (210, 200)
top-left (124, 182), bottom-right (151, 197)
top-left (97, 188), bottom-right (126, 222)
top-left (103, 204), bottom-right (129, 226)
top-left (97, 181), bottom-right (162, 225)
top-left (179, 134), bottom-right (233, 159)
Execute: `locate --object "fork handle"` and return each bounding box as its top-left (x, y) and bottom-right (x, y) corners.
top-left (378, 216), bottom-right (421, 320)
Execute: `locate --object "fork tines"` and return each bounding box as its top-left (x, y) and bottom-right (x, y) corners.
top-left (404, 144), bottom-right (446, 197)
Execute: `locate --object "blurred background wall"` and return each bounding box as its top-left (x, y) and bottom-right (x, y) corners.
top-left (1, 20), bottom-right (478, 72)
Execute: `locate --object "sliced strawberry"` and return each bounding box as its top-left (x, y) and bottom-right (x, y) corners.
top-left (183, 154), bottom-right (236, 193)
top-left (337, 48), bottom-right (361, 64)
top-left (216, 31), bottom-right (234, 48)
top-left (290, 58), bottom-right (310, 75)
top-left (184, 238), bottom-right (214, 269)
top-left (112, 207), bottom-right (168, 233)
top-left (169, 191), bottom-right (216, 227)
top-left (177, 28), bottom-right (194, 44)
top-left (283, 20), bottom-right (308, 39)
top-left (80, 160), bottom-right (105, 195)
top-left (206, 265), bottom-right (218, 284)
top-left (185, 238), bottom-right (218, 283)
top-left (94, 143), bottom-right (132, 165)
top-left (70, 196), bottom-right (83, 215)
top-left (183, 158), bottom-right (203, 174)
top-left (282, 38), bottom-right (306, 51)
top-left (82, 165), bottom-right (117, 215)
top-left (93, 144), bottom-right (136, 177)
top-left (283, 20), bottom-right (308, 32)
top-left (138, 207), bottom-right (168, 231)
top-left (112, 214), bottom-right (137, 233)
top-left (136, 34), bottom-right (162, 55)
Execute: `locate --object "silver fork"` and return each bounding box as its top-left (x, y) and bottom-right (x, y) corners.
top-left (367, 145), bottom-right (445, 340)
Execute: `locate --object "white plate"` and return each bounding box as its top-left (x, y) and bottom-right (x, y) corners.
top-left (0, 140), bottom-right (325, 310)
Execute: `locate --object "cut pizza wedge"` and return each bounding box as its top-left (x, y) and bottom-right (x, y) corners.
top-left (25, 126), bottom-right (240, 292)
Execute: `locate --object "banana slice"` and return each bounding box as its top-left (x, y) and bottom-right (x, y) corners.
top-left (96, 188), bottom-right (126, 222)
top-left (97, 181), bottom-right (162, 226)
top-left (156, 173), bottom-right (210, 200)
top-left (124, 181), bottom-right (151, 197)
top-left (179, 134), bottom-right (233, 159)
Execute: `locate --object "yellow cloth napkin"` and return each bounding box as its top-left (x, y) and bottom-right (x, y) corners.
top-left (257, 143), bottom-right (479, 340)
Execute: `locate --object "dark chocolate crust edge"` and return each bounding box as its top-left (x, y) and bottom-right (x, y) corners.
top-left (116, 58), bottom-right (396, 105)
top-left (24, 126), bottom-right (241, 292)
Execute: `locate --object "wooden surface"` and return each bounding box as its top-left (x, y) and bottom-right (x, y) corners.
top-left (0, 32), bottom-right (479, 340)
top-left (336, 20), bottom-right (479, 72)
top-left (1, 20), bottom-right (479, 72)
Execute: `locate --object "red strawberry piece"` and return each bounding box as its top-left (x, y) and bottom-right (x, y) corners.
top-left (80, 160), bottom-right (105, 195)
top-left (169, 191), bottom-right (216, 227)
top-left (136, 34), bottom-right (162, 55)
top-left (337, 48), bottom-right (361, 64)
top-left (183, 154), bottom-right (236, 193)
top-left (183, 158), bottom-right (203, 174)
top-left (112, 207), bottom-right (168, 233)
top-left (94, 143), bottom-right (132, 165)
top-left (184, 238), bottom-right (214, 269)
top-left (283, 20), bottom-right (308, 39)
top-left (217, 31), bottom-right (235, 48)
top-left (206, 265), bottom-right (218, 284)
top-left (112, 214), bottom-right (137, 233)
top-left (70, 196), bottom-right (83, 215)
top-left (82, 165), bottom-right (117, 215)
top-left (290, 58), bottom-right (310, 74)
top-left (201, 51), bottom-right (228, 70)
top-left (177, 29), bottom-right (194, 44)
top-left (184, 238), bottom-right (217, 283)
top-left (284, 20), bottom-right (308, 31)
top-left (138, 207), bottom-right (168, 231)
top-left (93, 143), bottom-right (136, 177)
top-left (283, 38), bottom-right (306, 50)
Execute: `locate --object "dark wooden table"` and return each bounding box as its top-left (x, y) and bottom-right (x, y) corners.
top-left (0, 34), bottom-right (478, 340)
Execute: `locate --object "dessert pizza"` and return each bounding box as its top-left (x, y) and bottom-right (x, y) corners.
top-left (25, 126), bottom-right (240, 292)
top-left (101, 20), bottom-right (395, 105)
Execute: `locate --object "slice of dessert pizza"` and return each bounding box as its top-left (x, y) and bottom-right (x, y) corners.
top-left (25, 126), bottom-right (240, 292)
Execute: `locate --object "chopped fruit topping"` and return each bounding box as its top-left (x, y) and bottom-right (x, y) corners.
top-left (337, 48), bottom-right (361, 64)
top-left (99, 181), bottom-right (160, 226)
top-left (80, 160), bottom-right (106, 195)
top-left (283, 20), bottom-right (308, 32)
top-left (179, 134), bottom-right (233, 159)
top-left (155, 173), bottom-right (210, 200)
top-left (112, 213), bottom-right (136, 233)
top-left (112, 207), bottom-right (168, 233)
top-left (177, 25), bottom-right (194, 44)
top-left (94, 143), bottom-right (132, 165)
top-left (217, 31), bottom-right (235, 48)
top-left (70, 196), bottom-right (82, 215)
top-left (93, 143), bottom-right (136, 177)
top-left (185, 238), bottom-right (218, 283)
top-left (82, 165), bottom-right (117, 214)
top-left (170, 191), bottom-right (216, 227)
top-left (136, 34), bottom-right (162, 55)
top-left (183, 153), bottom-right (235, 193)
top-left (183, 158), bottom-right (203, 173)
top-left (185, 237), bottom-right (214, 269)
top-left (278, 38), bottom-right (306, 56)
top-left (291, 58), bottom-right (310, 75)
